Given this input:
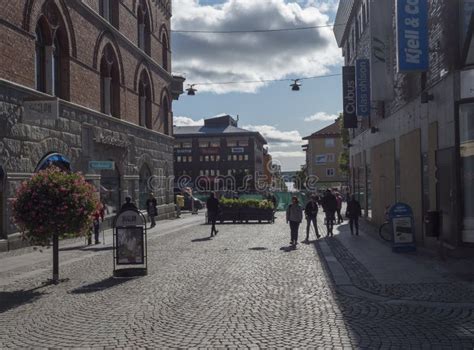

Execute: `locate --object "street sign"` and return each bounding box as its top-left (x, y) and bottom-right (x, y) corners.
top-left (113, 208), bottom-right (148, 277)
top-left (388, 202), bottom-right (416, 252)
top-left (89, 161), bottom-right (115, 170)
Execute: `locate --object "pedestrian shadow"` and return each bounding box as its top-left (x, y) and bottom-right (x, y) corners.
top-left (0, 286), bottom-right (44, 313)
top-left (191, 237), bottom-right (212, 242)
top-left (280, 246), bottom-right (296, 252)
top-left (69, 277), bottom-right (131, 294)
top-left (59, 245), bottom-right (113, 252)
top-left (249, 247), bottom-right (268, 251)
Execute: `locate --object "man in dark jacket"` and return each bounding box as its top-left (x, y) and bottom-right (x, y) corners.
top-left (321, 189), bottom-right (337, 237)
top-left (304, 195), bottom-right (320, 241)
top-left (206, 192), bottom-right (219, 237)
top-left (346, 195), bottom-right (362, 235)
top-left (146, 192), bottom-right (158, 228)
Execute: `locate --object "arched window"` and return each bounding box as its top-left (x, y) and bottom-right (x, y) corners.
top-left (161, 94), bottom-right (170, 135)
top-left (35, 20), bottom-right (48, 93)
top-left (100, 0), bottom-right (119, 28)
top-left (162, 32), bottom-right (169, 71)
top-left (137, 0), bottom-right (151, 55)
top-left (34, 3), bottom-right (70, 100)
top-left (138, 70), bottom-right (152, 129)
top-left (100, 44), bottom-right (121, 118)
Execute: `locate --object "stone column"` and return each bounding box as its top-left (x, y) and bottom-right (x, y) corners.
top-left (103, 77), bottom-right (112, 115)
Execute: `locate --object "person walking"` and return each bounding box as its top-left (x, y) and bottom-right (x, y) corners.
top-left (121, 196), bottom-right (138, 211)
top-left (304, 195), bottom-right (320, 242)
top-left (336, 193), bottom-right (343, 224)
top-left (321, 189), bottom-right (337, 237)
top-left (346, 195), bottom-right (362, 235)
top-left (286, 196), bottom-right (303, 248)
top-left (207, 192), bottom-right (219, 237)
top-left (146, 192), bottom-right (158, 228)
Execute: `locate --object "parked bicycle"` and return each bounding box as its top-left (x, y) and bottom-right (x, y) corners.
top-left (378, 205), bottom-right (392, 242)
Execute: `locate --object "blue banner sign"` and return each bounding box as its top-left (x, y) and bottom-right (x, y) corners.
top-left (89, 161), bottom-right (115, 170)
top-left (388, 202), bottom-right (416, 252)
top-left (342, 66), bottom-right (357, 128)
top-left (396, 0), bottom-right (429, 72)
top-left (356, 59), bottom-right (371, 117)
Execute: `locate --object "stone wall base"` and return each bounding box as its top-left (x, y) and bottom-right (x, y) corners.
top-left (0, 204), bottom-right (177, 252)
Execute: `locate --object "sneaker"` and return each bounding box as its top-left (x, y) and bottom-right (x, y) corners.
top-left (215, 230), bottom-right (218, 235)
top-left (95, 241), bottom-right (101, 245)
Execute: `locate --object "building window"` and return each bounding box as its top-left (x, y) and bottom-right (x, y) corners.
top-left (199, 156), bottom-right (203, 162)
top-left (137, 0), bottom-right (151, 55)
top-left (233, 155), bottom-right (238, 161)
top-left (188, 156), bottom-right (192, 162)
top-left (182, 141), bottom-right (192, 148)
top-left (34, 6), bottom-right (70, 100)
top-left (35, 21), bottom-right (47, 93)
top-left (238, 155), bottom-right (243, 161)
top-left (216, 155), bottom-right (221, 161)
top-left (100, 0), bottom-right (119, 28)
top-left (210, 170), bottom-right (215, 176)
top-left (138, 70), bottom-right (152, 129)
top-left (177, 156), bottom-right (182, 162)
top-left (244, 155), bottom-right (249, 161)
top-left (238, 139), bottom-right (249, 146)
top-left (162, 30), bottom-right (169, 71)
top-left (227, 140), bottom-right (237, 147)
top-left (326, 168), bottom-right (335, 177)
top-left (199, 141), bottom-right (208, 148)
top-left (210, 140), bottom-right (220, 147)
top-left (100, 44), bottom-right (121, 118)
top-left (326, 154), bottom-right (335, 162)
top-left (325, 138), bottom-right (335, 148)
top-left (210, 155), bottom-right (215, 162)
top-left (182, 156), bottom-right (187, 163)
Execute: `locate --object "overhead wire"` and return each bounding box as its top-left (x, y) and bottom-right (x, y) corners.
top-left (187, 73), bottom-right (341, 87)
top-left (172, 22), bottom-right (345, 34)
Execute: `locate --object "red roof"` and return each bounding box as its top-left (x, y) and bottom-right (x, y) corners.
top-left (302, 120), bottom-right (341, 140)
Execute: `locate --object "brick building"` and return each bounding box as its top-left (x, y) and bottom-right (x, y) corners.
top-left (173, 114), bottom-right (267, 191)
top-left (303, 119), bottom-right (347, 189)
top-left (334, 0), bottom-right (474, 255)
top-left (0, 0), bottom-right (184, 249)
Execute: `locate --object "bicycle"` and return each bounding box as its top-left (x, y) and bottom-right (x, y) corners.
top-left (378, 205), bottom-right (392, 242)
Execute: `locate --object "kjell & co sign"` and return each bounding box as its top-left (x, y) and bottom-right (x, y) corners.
top-left (396, 0), bottom-right (429, 72)
top-left (342, 66), bottom-right (357, 129)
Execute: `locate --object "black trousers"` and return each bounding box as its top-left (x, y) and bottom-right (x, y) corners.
top-left (289, 221), bottom-right (300, 243)
top-left (349, 217), bottom-right (359, 234)
top-left (209, 212), bottom-right (217, 234)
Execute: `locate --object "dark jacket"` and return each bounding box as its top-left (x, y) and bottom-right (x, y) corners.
top-left (346, 199), bottom-right (362, 219)
top-left (321, 193), bottom-right (337, 213)
top-left (305, 200), bottom-right (318, 217)
top-left (286, 203), bottom-right (303, 223)
top-left (206, 197), bottom-right (219, 213)
top-left (146, 197), bottom-right (157, 216)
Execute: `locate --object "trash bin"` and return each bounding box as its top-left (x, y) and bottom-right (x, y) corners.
top-left (424, 210), bottom-right (440, 237)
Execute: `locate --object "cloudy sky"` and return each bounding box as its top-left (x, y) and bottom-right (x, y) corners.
top-left (171, 0), bottom-right (342, 171)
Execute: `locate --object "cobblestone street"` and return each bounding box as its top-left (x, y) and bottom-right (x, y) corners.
top-left (1, 213), bottom-right (474, 349)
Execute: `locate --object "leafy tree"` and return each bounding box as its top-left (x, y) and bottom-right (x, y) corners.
top-left (12, 167), bottom-right (99, 283)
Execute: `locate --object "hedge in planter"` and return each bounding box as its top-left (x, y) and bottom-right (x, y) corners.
top-left (217, 198), bottom-right (275, 223)
top-left (12, 166), bottom-right (99, 283)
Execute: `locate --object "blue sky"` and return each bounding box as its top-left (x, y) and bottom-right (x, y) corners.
top-left (171, 0), bottom-right (342, 171)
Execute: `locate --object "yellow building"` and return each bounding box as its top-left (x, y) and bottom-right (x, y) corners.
top-left (303, 120), bottom-right (347, 189)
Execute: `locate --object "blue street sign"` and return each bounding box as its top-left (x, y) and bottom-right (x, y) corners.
top-left (356, 59), bottom-right (371, 118)
top-left (388, 202), bottom-right (416, 252)
top-left (396, 0), bottom-right (429, 72)
top-left (89, 161), bottom-right (115, 170)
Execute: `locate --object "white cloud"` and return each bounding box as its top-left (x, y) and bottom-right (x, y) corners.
top-left (304, 112), bottom-right (339, 122)
top-left (271, 151), bottom-right (306, 157)
top-left (174, 116), bottom-right (205, 126)
top-left (172, 0), bottom-right (342, 93)
top-left (242, 124), bottom-right (303, 145)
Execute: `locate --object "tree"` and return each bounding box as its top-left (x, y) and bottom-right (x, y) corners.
top-left (12, 167), bottom-right (99, 283)
top-left (294, 166), bottom-right (308, 191)
top-left (339, 115), bottom-right (350, 176)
